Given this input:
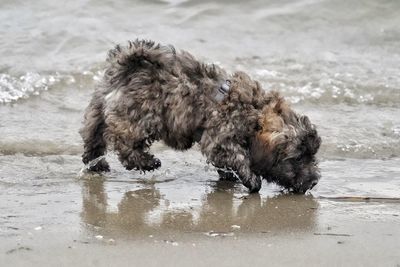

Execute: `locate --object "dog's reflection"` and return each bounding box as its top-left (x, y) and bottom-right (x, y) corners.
top-left (81, 179), bottom-right (318, 236)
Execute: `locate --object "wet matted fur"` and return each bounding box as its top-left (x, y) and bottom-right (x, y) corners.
top-left (80, 40), bottom-right (321, 193)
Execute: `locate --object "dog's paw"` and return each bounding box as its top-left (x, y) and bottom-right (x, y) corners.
top-left (88, 159), bottom-right (110, 172)
top-left (141, 157), bottom-right (162, 172)
top-left (124, 156), bottom-right (162, 172)
top-left (242, 175), bottom-right (262, 193)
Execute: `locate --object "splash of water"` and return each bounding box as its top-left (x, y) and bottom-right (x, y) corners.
top-left (77, 155), bottom-right (106, 178)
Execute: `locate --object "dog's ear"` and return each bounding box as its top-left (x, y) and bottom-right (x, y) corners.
top-left (300, 115), bottom-right (321, 155)
top-left (252, 93), bottom-right (295, 166)
top-left (304, 129), bottom-right (321, 156)
top-left (259, 105), bottom-right (284, 133)
top-left (250, 131), bottom-right (276, 174)
top-left (255, 110), bottom-right (286, 158)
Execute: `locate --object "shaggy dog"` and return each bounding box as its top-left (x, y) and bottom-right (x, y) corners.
top-left (80, 40), bottom-right (321, 193)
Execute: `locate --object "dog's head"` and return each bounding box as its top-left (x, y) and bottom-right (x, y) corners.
top-left (250, 94), bottom-right (321, 193)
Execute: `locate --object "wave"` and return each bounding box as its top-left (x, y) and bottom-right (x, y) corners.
top-left (0, 70), bottom-right (103, 104)
top-left (1, 64), bottom-right (398, 107)
top-left (1, 136), bottom-right (399, 160)
top-left (0, 140), bottom-right (82, 156)
top-left (321, 141), bottom-right (400, 160)
top-left (251, 66), bottom-right (400, 107)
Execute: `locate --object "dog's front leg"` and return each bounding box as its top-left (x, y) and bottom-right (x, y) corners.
top-left (204, 144), bottom-right (262, 193)
top-left (230, 154), bottom-right (262, 193)
top-left (104, 127), bottom-right (161, 172)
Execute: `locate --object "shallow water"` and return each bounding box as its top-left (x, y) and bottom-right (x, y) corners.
top-left (1, 0), bottom-right (400, 265)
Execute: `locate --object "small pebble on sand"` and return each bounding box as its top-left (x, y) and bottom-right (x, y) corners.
top-left (163, 240), bottom-right (179, 246)
top-left (107, 238), bottom-right (116, 245)
top-left (205, 231), bottom-right (235, 237)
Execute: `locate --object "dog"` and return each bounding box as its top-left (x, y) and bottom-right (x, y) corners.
top-left (80, 39), bottom-right (321, 193)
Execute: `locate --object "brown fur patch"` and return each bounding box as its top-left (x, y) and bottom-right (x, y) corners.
top-left (256, 92), bottom-right (292, 148)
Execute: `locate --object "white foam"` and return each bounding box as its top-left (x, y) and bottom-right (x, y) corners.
top-left (0, 72), bottom-right (61, 103)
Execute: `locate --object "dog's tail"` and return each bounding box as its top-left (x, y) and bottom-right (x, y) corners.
top-left (104, 39), bottom-right (176, 87)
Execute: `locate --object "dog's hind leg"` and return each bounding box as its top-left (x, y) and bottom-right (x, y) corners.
top-left (105, 116), bottom-right (162, 172)
top-left (114, 137), bottom-right (161, 172)
top-left (80, 94), bottom-right (110, 172)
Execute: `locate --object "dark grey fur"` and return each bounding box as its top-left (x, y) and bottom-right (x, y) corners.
top-left (80, 40), bottom-right (321, 193)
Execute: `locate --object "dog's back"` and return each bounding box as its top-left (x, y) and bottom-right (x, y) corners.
top-left (81, 40), bottom-right (229, 173)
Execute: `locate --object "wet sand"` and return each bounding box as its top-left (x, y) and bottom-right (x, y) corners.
top-left (2, 223), bottom-right (400, 267)
top-left (1, 151), bottom-right (400, 266)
